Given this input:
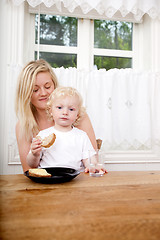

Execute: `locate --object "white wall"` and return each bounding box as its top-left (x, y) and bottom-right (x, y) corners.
top-left (0, 1), bottom-right (160, 174)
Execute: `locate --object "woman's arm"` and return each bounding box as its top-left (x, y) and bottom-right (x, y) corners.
top-left (16, 121), bottom-right (32, 172)
top-left (77, 113), bottom-right (97, 150)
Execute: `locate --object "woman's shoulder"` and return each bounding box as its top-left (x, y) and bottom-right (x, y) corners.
top-left (15, 121), bottom-right (32, 145)
top-left (15, 121), bottom-right (20, 131)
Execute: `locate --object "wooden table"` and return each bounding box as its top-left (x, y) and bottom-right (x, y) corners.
top-left (0, 171), bottom-right (160, 240)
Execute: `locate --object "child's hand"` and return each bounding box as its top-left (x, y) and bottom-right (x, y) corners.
top-left (31, 137), bottom-right (42, 158)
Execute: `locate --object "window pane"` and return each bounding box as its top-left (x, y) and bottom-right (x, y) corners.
top-left (94, 20), bottom-right (132, 50)
top-left (94, 56), bottom-right (132, 70)
top-left (35, 52), bottom-right (77, 68)
top-left (35, 15), bottom-right (77, 47)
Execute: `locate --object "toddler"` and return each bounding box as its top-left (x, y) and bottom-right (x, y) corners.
top-left (27, 86), bottom-right (95, 171)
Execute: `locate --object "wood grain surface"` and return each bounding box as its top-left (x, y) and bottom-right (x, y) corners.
top-left (0, 171), bottom-right (160, 240)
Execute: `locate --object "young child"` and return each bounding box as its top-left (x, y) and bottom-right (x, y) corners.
top-left (27, 86), bottom-right (95, 171)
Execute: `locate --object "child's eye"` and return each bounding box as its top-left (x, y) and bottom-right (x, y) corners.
top-left (57, 106), bottom-right (62, 109)
top-left (69, 108), bottom-right (74, 111)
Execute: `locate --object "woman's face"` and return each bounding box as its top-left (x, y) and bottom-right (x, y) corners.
top-left (31, 71), bottom-right (55, 110)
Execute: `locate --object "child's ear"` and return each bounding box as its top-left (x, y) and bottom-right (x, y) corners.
top-left (46, 106), bottom-right (53, 120)
top-left (50, 111), bottom-right (53, 119)
top-left (76, 112), bottom-right (79, 119)
top-left (48, 107), bottom-right (52, 115)
top-left (75, 113), bottom-right (80, 123)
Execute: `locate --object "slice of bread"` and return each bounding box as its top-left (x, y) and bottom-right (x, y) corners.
top-left (41, 133), bottom-right (56, 148)
top-left (28, 168), bottom-right (52, 178)
top-left (36, 133), bottom-right (56, 148)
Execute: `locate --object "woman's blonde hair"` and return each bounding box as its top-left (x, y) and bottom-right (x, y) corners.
top-left (15, 59), bottom-right (58, 140)
top-left (47, 86), bottom-right (86, 126)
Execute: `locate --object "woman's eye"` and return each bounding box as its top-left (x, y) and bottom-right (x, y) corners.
top-left (45, 85), bottom-right (51, 89)
top-left (33, 89), bottom-right (38, 93)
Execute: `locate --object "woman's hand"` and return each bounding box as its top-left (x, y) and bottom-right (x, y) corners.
top-left (83, 158), bottom-right (108, 174)
top-left (84, 166), bottom-right (108, 174)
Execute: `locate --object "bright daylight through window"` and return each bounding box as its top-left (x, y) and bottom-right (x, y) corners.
top-left (35, 15), bottom-right (77, 68)
top-left (35, 14), bottom-right (133, 70)
top-left (94, 20), bottom-right (132, 70)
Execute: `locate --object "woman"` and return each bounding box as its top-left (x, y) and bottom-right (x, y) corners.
top-left (15, 59), bottom-right (97, 172)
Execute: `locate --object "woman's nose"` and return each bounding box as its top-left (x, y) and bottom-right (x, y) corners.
top-left (40, 87), bottom-right (47, 95)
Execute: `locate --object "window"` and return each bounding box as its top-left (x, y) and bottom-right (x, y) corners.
top-left (94, 20), bottom-right (133, 70)
top-left (34, 14), bottom-right (133, 70)
top-left (35, 14), bottom-right (77, 68)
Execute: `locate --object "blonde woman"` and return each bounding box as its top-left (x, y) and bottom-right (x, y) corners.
top-left (15, 59), bottom-right (97, 172)
top-left (27, 86), bottom-right (95, 171)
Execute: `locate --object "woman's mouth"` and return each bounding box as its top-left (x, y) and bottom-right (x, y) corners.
top-left (39, 98), bottom-right (48, 101)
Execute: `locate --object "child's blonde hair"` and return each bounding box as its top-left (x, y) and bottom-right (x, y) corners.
top-left (47, 86), bottom-right (86, 126)
top-left (15, 59), bottom-right (58, 140)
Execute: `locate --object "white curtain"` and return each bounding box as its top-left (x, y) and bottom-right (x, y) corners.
top-left (11, 0), bottom-right (160, 22)
top-left (9, 66), bottom-right (160, 153)
top-left (54, 67), bottom-right (160, 151)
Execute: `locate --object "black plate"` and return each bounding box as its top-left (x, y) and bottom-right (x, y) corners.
top-left (24, 167), bottom-right (80, 184)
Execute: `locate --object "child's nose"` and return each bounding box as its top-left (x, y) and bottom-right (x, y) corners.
top-left (63, 108), bottom-right (68, 115)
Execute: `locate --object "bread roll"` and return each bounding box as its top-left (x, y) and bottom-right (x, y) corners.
top-left (28, 168), bottom-right (51, 178)
top-left (37, 133), bottom-right (56, 148)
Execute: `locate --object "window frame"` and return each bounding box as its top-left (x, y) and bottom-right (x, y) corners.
top-left (33, 15), bottom-right (134, 70)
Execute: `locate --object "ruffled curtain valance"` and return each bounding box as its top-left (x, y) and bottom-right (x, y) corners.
top-left (11, 0), bottom-right (160, 22)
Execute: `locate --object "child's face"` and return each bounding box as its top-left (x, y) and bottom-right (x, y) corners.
top-left (51, 95), bottom-right (79, 130)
